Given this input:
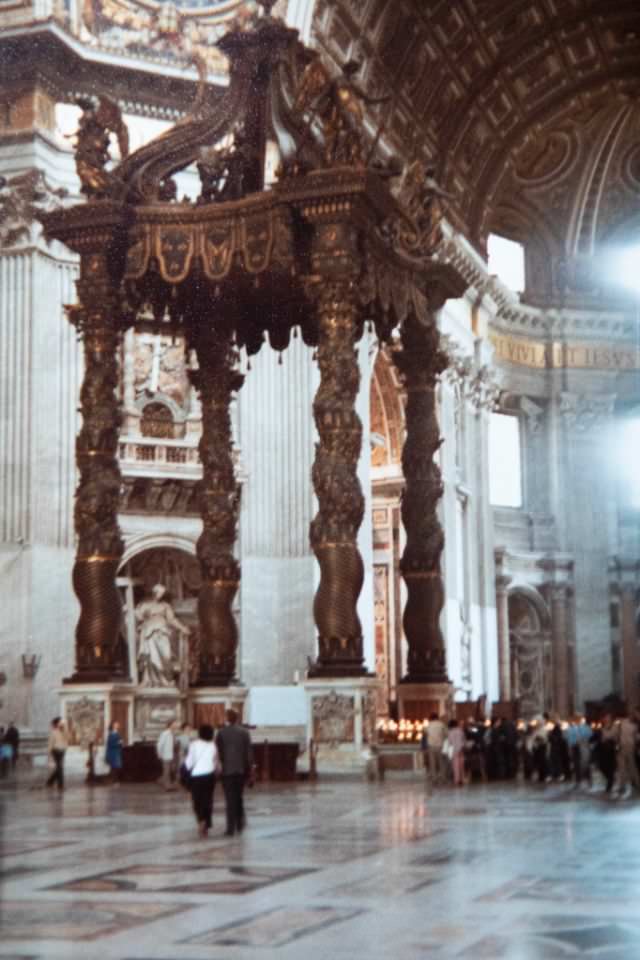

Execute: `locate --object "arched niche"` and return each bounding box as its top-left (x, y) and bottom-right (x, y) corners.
top-left (508, 586), bottom-right (551, 718)
top-left (370, 347), bottom-right (404, 471)
top-left (137, 393), bottom-right (187, 439)
top-left (370, 346), bottom-right (405, 713)
top-left (117, 543), bottom-right (201, 687)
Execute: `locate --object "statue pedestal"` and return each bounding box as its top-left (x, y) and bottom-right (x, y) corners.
top-left (397, 682), bottom-right (453, 722)
top-left (188, 686), bottom-right (248, 730)
top-left (303, 676), bottom-right (380, 775)
top-left (134, 687), bottom-right (186, 742)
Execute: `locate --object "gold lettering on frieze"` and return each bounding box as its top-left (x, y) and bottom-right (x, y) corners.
top-left (562, 343), bottom-right (638, 370)
top-left (489, 332), bottom-right (548, 368)
top-left (489, 332), bottom-right (640, 371)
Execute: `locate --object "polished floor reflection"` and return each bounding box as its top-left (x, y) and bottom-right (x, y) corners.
top-left (1, 774), bottom-right (640, 959)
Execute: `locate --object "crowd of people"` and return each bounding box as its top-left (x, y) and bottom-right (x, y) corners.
top-left (2, 710), bottom-right (254, 840)
top-left (421, 710), bottom-right (640, 798)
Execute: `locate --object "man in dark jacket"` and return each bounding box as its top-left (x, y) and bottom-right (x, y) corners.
top-left (216, 709), bottom-right (253, 836)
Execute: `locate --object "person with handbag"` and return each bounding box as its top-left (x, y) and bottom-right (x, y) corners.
top-left (184, 724), bottom-right (219, 838)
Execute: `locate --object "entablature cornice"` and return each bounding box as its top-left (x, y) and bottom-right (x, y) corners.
top-left (0, 23), bottom-right (219, 119)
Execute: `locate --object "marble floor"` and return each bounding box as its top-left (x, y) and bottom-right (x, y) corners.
top-left (1, 773), bottom-right (640, 960)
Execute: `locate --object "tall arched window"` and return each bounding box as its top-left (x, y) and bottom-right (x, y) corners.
top-left (489, 413), bottom-right (522, 508)
top-left (488, 233), bottom-right (525, 294)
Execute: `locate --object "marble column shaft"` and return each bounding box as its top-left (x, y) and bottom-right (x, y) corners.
top-left (308, 276), bottom-right (366, 676)
top-left (550, 583), bottom-right (570, 716)
top-left (495, 574), bottom-right (512, 701)
top-left (620, 573), bottom-right (639, 709)
top-left (393, 311), bottom-right (449, 683)
top-left (190, 327), bottom-right (244, 686)
top-left (69, 250), bottom-right (127, 682)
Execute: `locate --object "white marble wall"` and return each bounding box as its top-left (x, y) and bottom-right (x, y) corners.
top-left (439, 299), bottom-right (499, 706)
top-left (238, 338), bottom-right (318, 685)
top-left (554, 391), bottom-right (615, 703)
top-left (0, 245), bottom-right (80, 731)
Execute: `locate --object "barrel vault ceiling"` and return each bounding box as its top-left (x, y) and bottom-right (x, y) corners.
top-left (311, 0), bottom-right (640, 302)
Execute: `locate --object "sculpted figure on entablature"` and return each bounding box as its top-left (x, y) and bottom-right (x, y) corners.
top-left (293, 56), bottom-right (388, 169)
top-left (135, 584), bottom-right (191, 688)
top-left (73, 97), bottom-right (129, 199)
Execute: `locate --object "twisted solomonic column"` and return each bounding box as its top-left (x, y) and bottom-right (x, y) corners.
top-left (393, 311), bottom-right (449, 683)
top-left (308, 278), bottom-right (366, 677)
top-left (68, 251), bottom-right (127, 682)
top-left (190, 329), bottom-right (244, 686)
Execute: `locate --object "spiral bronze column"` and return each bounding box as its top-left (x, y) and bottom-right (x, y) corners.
top-left (307, 277), bottom-right (366, 677)
top-left (392, 311), bottom-right (449, 683)
top-left (190, 328), bottom-right (244, 686)
top-left (67, 251), bottom-right (127, 682)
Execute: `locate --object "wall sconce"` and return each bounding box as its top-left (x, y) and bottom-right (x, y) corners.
top-left (21, 654), bottom-right (41, 678)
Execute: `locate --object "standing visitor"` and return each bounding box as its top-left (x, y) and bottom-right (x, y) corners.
top-left (46, 717), bottom-right (68, 791)
top-left (0, 727), bottom-right (12, 777)
top-left (156, 719), bottom-right (177, 791)
top-left (448, 719), bottom-right (466, 786)
top-left (216, 709), bottom-right (253, 836)
top-left (598, 713), bottom-right (618, 795)
top-left (184, 724), bottom-right (219, 837)
top-left (4, 721), bottom-right (19, 771)
top-left (531, 719), bottom-right (549, 783)
top-left (105, 721), bottom-right (123, 784)
top-left (616, 711), bottom-right (639, 800)
top-left (548, 722), bottom-right (569, 781)
top-left (176, 722), bottom-right (193, 766)
top-left (421, 713), bottom-right (447, 788)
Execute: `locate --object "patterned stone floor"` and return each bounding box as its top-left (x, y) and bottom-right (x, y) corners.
top-left (1, 773), bottom-right (640, 959)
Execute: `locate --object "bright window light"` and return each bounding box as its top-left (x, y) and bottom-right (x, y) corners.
top-left (489, 413), bottom-right (522, 508)
top-left (605, 245), bottom-right (640, 295)
top-left (619, 417), bottom-right (640, 509)
top-left (488, 233), bottom-right (525, 294)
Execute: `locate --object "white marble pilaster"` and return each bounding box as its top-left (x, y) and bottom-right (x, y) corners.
top-left (238, 336), bottom-right (318, 685)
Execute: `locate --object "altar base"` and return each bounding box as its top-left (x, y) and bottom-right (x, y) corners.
top-left (303, 676), bottom-right (380, 774)
top-left (397, 681), bottom-right (453, 722)
top-left (188, 685), bottom-right (248, 730)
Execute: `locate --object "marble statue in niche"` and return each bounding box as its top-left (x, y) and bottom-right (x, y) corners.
top-left (135, 583), bottom-right (191, 687)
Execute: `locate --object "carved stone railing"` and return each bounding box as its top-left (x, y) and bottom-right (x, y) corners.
top-left (118, 436), bottom-right (202, 479)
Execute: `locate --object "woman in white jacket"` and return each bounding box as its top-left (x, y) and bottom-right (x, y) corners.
top-left (184, 724), bottom-right (220, 837)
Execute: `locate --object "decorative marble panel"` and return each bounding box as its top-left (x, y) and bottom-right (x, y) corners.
top-left (66, 697), bottom-right (105, 747)
top-left (312, 692), bottom-right (355, 745)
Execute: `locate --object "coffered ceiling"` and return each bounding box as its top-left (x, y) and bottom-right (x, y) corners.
top-left (312, 0), bottom-right (640, 301)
